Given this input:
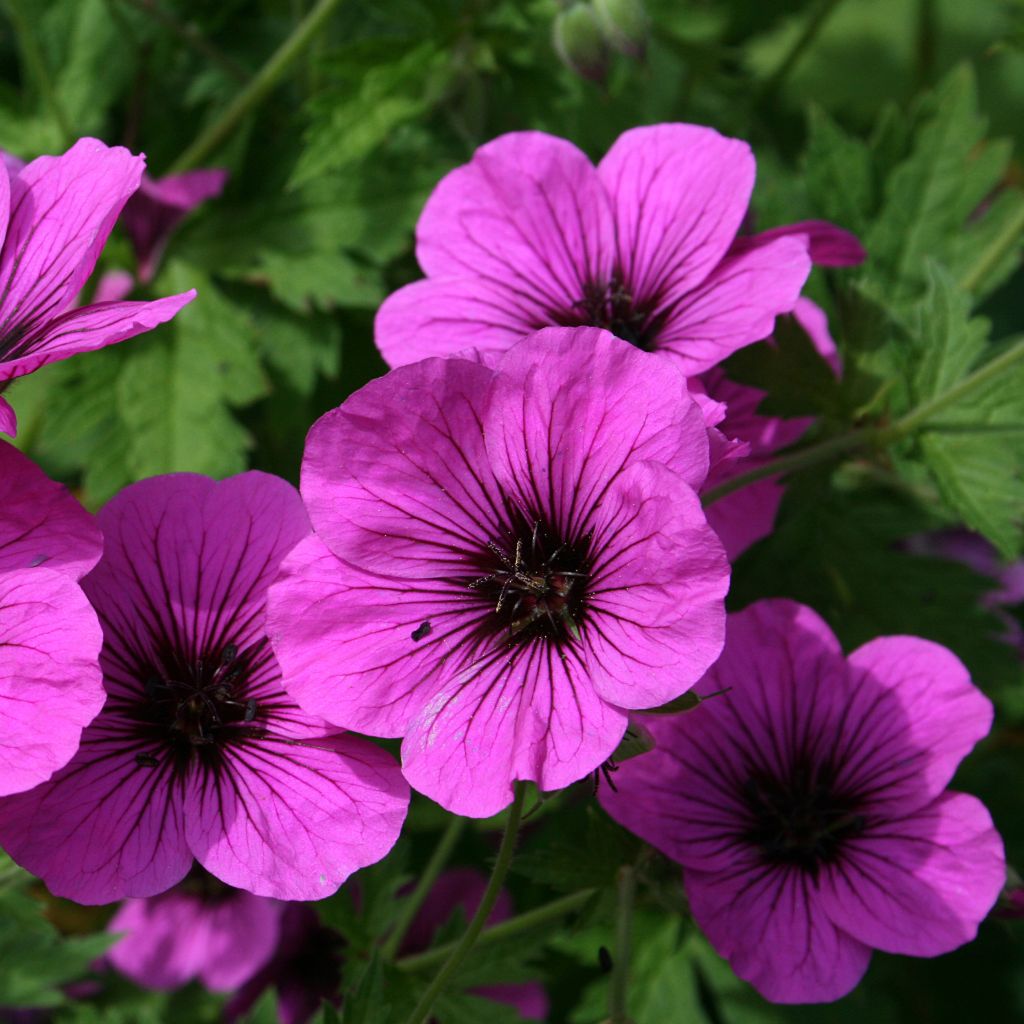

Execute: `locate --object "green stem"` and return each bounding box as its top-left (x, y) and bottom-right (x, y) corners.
top-left (702, 337), bottom-right (1024, 507)
top-left (117, 0), bottom-right (248, 84)
top-left (702, 427), bottom-right (876, 506)
top-left (382, 816), bottom-right (466, 961)
top-left (167, 0), bottom-right (344, 173)
top-left (396, 887), bottom-right (596, 973)
top-left (760, 0), bottom-right (846, 96)
top-left (959, 201), bottom-right (1024, 294)
top-left (609, 866), bottom-right (636, 1024)
top-left (6, 0), bottom-right (72, 141)
top-left (879, 336), bottom-right (1024, 439)
top-left (401, 783), bottom-right (528, 1024)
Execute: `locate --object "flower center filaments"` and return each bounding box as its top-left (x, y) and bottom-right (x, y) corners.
top-left (471, 515), bottom-right (591, 645)
top-left (139, 641), bottom-right (264, 760)
top-left (565, 275), bottom-right (667, 351)
top-left (741, 761), bottom-right (866, 876)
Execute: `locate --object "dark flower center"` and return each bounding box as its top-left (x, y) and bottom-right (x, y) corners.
top-left (135, 640), bottom-right (267, 762)
top-left (470, 511), bottom-right (591, 645)
top-left (562, 274), bottom-right (667, 352)
top-left (741, 760), bottom-right (866, 875)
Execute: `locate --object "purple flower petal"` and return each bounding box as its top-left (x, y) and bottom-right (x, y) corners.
top-left (416, 131), bottom-right (614, 307)
top-left (652, 236), bottom-right (811, 374)
top-left (108, 887), bottom-right (283, 991)
top-left (732, 220), bottom-right (866, 267)
top-left (597, 124), bottom-right (755, 307)
top-left (0, 567), bottom-right (104, 796)
top-left (0, 440), bottom-right (102, 577)
top-left (0, 139), bottom-right (143, 341)
top-left (0, 291), bottom-right (195, 383)
top-left (0, 395), bottom-right (15, 436)
top-left (818, 792), bottom-right (1005, 957)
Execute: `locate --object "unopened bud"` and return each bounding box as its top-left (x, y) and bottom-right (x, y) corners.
top-left (593, 0), bottom-right (650, 59)
top-left (553, 3), bottom-right (610, 85)
top-left (647, 686), bottom-right (730, 715)
top-left (612, 720), bottom-right (655, 762)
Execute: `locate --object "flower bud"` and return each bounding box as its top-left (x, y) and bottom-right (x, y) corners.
top-left (552, 3), bottom-right (610, 85)
top-left (593, 0), bottom-right (650, 59)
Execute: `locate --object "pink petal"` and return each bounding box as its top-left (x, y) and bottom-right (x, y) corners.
top-left (841, 637), bottom-right (993, 812)
top-left (416, 131), bottom-right (613, 312)
top-left (124, 169), bottom-right (229, 283)
top-left (268, 535), bottom-right (448, 737)
top-left (597, 124), bottom-right (756, 308)
top-left (654, 236), bottom-right (812, 374)
top-left (732, 219), bottom-right (866, 267)
top-left (704, 476), bottom-right (784, 561)
top-left (0, 440), bottom-right (102, 578)
top-left (818, 792), bottom-right (1005, 957)
top-left (375, 277), bottom-right (538, 369)
top-left (0, 139), bottom-right (143, 339)
top-left (186, 734), bottom-right (409, 899)
top-left (0, 567), bottom-right (104, 796)
top-left (0, 717), bottom-right (193, 903)
top-left (583, 461), bottom-right (728, 708)
top-left (108, 890), bottom-right (283, 992)
top-left (92, 269), bottom-right (135, 304)
top-left (0, 291), bottom-right (195, 382)
top-left (687, 862), bottom-right (872, 1003)
top-left (301, 356), bottom-right (500, 578)
top-left (401, 637), bottom-right (628, 817)
top-left (793, 296), bottom-right (841, 372)
top-left (0, 395), bottom-right (15, 436)
top-left (486, 327), bottom-right (711, 508)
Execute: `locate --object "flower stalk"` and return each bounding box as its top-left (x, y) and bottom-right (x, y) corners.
top-left (609, 865), bottom-right (636, 1024)
top-left (401, 783), bottom-right (528, 1024)
top-left (168, 0), bottom-right (344, 173)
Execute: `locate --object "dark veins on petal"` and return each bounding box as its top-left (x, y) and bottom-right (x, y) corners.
top-left (741, 756), bottom-right (867, 876)
top-left (465, 501), bottom-right (592, 648)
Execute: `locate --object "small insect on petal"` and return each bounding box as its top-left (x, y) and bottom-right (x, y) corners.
top-left (411, 621), bottom-right (432, 642)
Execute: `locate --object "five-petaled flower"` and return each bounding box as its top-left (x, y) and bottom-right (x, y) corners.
top-left (0, 441), bottom-right (104, 796)
top-left (0, 138), bottom-right (196, 435)
top-left (600, 599), bottom-right (1005, 1003)
top-left (268, 326), bottom-right (730, 816)
top-left (374, 124), bottom-right (861, 373)
top-left (0, 472), bottom-right (409, 903)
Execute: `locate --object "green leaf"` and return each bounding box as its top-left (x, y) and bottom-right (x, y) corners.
top-left (116, 262), bottom-right (268, 479)
top-left (256, 249), bottom-right (384, 313)
top-left (803, 105), bottom-right (874, 236)
top-left (0, 888), bottom-right (115, 1008)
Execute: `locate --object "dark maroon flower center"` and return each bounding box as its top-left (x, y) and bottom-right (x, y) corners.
top-left (469, 510), bottom-right (591, 645)
top-left (741, 761), bottom-right (866, 875)
top-left (132, 639), bottom-right (268, 765)
top-left (560, 274), bottom-right (667, 351)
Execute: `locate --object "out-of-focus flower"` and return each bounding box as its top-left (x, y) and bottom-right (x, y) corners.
top-left (601, 599), bottom-right (1005, 1003)
top-left (0, 139), bottom-right (195, 435)
top-left (0, 441), bottom-right (104, 796)
top-left (269, 326), bottom-right (729, 817)
top-left (108, 869), bottom-right (283, 992)
top-left (121, 169), bottom-right (228, 284)
top-left (0, 473), bottom-right (409, 903)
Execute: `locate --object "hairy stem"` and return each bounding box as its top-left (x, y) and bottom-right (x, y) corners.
top-left (609, 865), bottom-right (636, 1024)
top-left (401, 783), bottom-right (528, 1024)
top-left (396, 887), bottom-right (596, 973)
top-left (382, 816), bottom-right (466, 960)
top-left (959, 201), bottom-right (1024, 294)
top-left (702, 336), bottom-right (1024, 507)
top-left (168, 0), bottom-right (344, 173)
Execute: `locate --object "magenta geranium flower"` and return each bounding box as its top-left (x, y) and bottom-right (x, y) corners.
top-left (374, 124), bottom-right (861, 373)
top-left (0, 472), bottom-right (409, 903)
top-left (108, 869), bottom-right (284, 992)
top-left (268, 326), bottom-right (729, 817)
top-left (600, 599), bottom-right (1005, 1003)
top-left (121, 169), bottom-right (228, 284)
top-left (0, 138), bottom-right (195, 435)
top-left (0, 441), bottom-right (104, 796)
